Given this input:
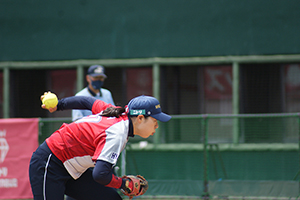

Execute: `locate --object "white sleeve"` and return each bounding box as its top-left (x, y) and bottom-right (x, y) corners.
top-left (95, 123), bottom-right (127, 165)
top-left (108, 92), bottom-right (115, 106)
top-left (72, 109), bottom-right (84, 121)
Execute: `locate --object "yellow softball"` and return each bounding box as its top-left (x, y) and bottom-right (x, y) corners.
top-left (42, 92), bottom-right (58, 109)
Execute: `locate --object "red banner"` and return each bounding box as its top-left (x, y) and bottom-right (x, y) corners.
top-left (204, 65), bottom-right (232, 100)
top-left (284, 64), bottom-right (300, 99)
top-left (126, 68), bottom-right (153, 101)
top-left (0, 118), bottom-right (39, 199)
top-left (0, 73), bottom-right (2, 118)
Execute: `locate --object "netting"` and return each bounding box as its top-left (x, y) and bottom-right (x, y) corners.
top-left (39, 113), bottom-right (300, 198)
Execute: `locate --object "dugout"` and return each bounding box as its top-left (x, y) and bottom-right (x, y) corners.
top-left (2, 57), bottom-right (300, 198)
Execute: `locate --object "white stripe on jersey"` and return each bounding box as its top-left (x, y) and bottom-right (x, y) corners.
top-left (63, 155), bottom-right (95, 179)
top-left (43, 154), bottom-right (52, 200)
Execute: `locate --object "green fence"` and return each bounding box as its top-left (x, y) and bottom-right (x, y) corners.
top-left (39, 113), bottom-right (300, 199)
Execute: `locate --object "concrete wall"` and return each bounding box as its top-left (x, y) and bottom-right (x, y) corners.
top-left (1, 0), bottom-right (300, 61)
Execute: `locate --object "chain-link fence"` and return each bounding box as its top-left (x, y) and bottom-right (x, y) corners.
top-left (39, 113), bottom-right (300, 199)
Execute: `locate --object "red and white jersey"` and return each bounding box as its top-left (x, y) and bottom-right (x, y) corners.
top-left (46, 100), bottom-right (129, 179)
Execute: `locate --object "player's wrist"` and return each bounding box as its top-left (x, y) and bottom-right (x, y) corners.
top-left (105, 174), bottom-right (123, 189)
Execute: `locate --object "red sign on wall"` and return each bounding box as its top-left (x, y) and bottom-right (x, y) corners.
top-left (0, 118), bottom-right (39, 199)
top-left (284, 64), bottom-right (300, 99)
top-left (126, 68), bottom-right (153, 101)
top-left (50, 69), bottom-right (77, 98)
top-left (204, 66), bottom-right (232, 100)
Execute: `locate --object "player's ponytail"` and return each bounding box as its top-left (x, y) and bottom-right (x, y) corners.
top-left (101, 107), bottom-right (126, 118)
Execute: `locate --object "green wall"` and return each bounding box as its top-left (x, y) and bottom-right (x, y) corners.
top-left (126, 150), bottom-right (298, 181)
top-left (1, 0), bottom-right (300, 61)
top-left (125, 150), bottom-right (299, 196)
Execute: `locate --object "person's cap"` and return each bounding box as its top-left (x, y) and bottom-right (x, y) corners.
top-left (87, 65), bottom-right (107, 78)
top-left (128, 95), bottom-right (171, 122)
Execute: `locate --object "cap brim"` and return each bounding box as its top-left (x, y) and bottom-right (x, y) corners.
top-left (151, 112), bottom-right (172, 122)
top-left (89, 73), bottom-right (107, 78)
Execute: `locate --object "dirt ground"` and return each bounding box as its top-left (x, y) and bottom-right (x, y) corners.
top-left (3, 197), bottom-right (297, 200)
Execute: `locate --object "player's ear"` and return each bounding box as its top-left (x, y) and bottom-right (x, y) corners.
top-left (86, 75), bottom-right (91, 83)
top-left (136, 115), bottom-right (145, 123)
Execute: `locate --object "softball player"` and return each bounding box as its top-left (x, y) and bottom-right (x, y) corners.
top-left (29, 94), bottom-right (171, 200)
top-left (69, 65), bottom-right (115, 200)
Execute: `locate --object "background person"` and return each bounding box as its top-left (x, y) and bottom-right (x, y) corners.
top-left (29, 93), bottom-right (171, 200)
top-left (69, 65), bottom-right (115, 200)
top-left (72, 65), bottom-right (115, 121)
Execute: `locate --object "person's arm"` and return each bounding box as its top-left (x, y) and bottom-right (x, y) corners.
top-left (57, 96), bottom-right (97, 111)
top-left (57, 95), bottom-right (115, 115)
top-left (93, 160), bottom-right (130, 190)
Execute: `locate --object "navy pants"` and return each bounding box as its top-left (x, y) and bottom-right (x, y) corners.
top-left (29, 141), bottom-right (122, 200)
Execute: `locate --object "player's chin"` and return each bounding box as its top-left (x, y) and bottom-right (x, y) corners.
top-left (140, 133), bottom-right (153, 138)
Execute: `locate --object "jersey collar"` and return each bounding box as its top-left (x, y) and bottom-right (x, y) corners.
top-left (87, 87), bottom-right (103, 97)
top-left (87, 87), bottom-right (97, 97)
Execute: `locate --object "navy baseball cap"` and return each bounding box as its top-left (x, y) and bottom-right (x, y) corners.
top-left (87, 65), bottom-right (107, 78)
top-left (128, 95), bottom-right (171, 122)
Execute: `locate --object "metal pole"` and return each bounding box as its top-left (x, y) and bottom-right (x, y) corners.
top-left (232, 62), bottom-right (239, 144)
top-left (76, 65), bottom-right (84, 92)
top-left (121, 149), bottom-right (126, 176)
top-left (298, 115), bottom-right (300, 194)
top-left (3, 67), bottom-right (10, 118)
top-left (153, 63), bottom-right (160, 145)
top-left (202, 115), bottom-right (209, 198)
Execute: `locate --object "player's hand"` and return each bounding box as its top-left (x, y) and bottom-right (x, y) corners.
top-left (40, 91), bottom-right (57, 113)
